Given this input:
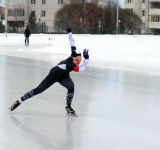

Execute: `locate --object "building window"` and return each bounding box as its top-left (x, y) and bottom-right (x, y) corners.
top-left (142, 10), bottom-right (145, 16)
top-left (8, 9), bottom-right (14, 16)
top-left (42, 0), bottom-right (46, 4)
top-left (58, 0), bottom-right (63, 5)
top-left (8, 0), bottom-right (25, 4)
top-left (151, 16), bottom-right (160, 22)
top-left (142, 0), bottom-right (145, 3)
top-left (30, 11), bottom-right (35, 15)
top-left (31, 0), bottom-right (36, 4)
top-left (126, 0), bottom-right (132, 3)
top-left (41, 11), bottom-right (45, 17)
top-left (8, 9), bottom-right (24, 16)
top-left (42, 22), bottom-right (45, 27)
top-left (142, 23), bottom-right (145, 29)
top-left (151, 2), bottom-right (160, 9)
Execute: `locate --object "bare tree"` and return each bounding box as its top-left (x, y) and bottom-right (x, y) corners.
top-left (0, 0), bottom-right (3, 6)
top-left (0, 0), bottom-right (5, 33)
top-left (54, 3), bottom-right (83, 27)
top-left (0, 0), bottom-right (5, 20)
top-left (11, 1), bottom-right (29, 30)
top-left (119, 9), bottom-right (142, 34)
top-left (108, 0), bottom-right (117, 9)
top-left (54, 3), bottom-right (104, 33)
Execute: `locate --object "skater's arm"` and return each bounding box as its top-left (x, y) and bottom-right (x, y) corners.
top-left (66, 25), bottom-right (76, 52)
top-left (73, 49), bottom-right (89, 72)
top-left (68, 32), bottom-right (76, 51)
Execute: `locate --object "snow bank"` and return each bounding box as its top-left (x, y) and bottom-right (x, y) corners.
top-left (0, 34), bottom-right (160, 75)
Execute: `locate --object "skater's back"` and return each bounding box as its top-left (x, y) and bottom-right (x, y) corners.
top-left (24, 27), bottom-right (31, 44)
top-left (24, 27), bottom-right (31, 37)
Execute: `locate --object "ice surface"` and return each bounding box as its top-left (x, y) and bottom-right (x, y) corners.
top-left (0, 34), bottom-right (160, 150)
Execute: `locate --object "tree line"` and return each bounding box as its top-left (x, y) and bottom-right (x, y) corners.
top-left (54, 3), bottom-right (142, 34)
top-left (0, 0), bottom-right (5, 33)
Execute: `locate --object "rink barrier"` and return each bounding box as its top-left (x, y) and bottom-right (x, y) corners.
top-left (1, 25), bottom-right (143, 35)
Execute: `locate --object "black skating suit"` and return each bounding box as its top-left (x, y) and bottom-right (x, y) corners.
top-left (24, 28), bottom-right (31, 43)
top-left (20, 32), bottom-right (89, 106)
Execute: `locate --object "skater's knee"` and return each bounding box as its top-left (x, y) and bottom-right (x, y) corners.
top-left (67, 84), bottom-right (74, 93)
top-left (33, 87), bottom-right (44, 95)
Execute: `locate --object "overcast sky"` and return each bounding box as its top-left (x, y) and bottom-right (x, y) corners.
top-left (1, 0), bottom-right (124, 7)
top-left (120, 0), bottom-right (124, 7)
top-left (0, 0), bottom-right (5, 6)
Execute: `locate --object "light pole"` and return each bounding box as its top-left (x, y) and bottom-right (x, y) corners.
top-left (148, 0), bottom-right (150, 33)
top-left (83, 0), bottom-right (86, 9)
top-left (116, 0), bottom-right (119, 34)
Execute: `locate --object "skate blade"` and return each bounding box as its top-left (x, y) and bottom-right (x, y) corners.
top-left (9, 107), bottom-right (13, 111)
top-left (66, 113), bottom-right (78, 117)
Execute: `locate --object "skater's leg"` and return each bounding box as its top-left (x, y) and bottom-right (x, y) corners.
top-left (21, 74), bottom-right (56, 101)
top-left (10, 73), bottom-right (57, 111)
top-left (27, 37), bottom-right (29, 43)
top-left (59, 75), bottom-right (76, 114)
top-left (59, 75), bottom-right (74, 106)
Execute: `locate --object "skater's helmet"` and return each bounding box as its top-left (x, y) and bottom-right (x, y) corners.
top-left (71, 50), bottom-right (81, 58)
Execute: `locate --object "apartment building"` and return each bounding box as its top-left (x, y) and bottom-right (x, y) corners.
top-left (5, 0), bottom-right (64, 31)
top-left (5, 0), bottom-right (108, 32)
top-left (66, 0), bottom-right (109, 8)
top-left (124, 0), bottom-right (160, 35)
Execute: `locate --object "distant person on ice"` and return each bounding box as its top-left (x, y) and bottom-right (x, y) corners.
top-left (24, 26), bottom-right (31, 44)
top-left (10, 25), bottom-right (89, 115)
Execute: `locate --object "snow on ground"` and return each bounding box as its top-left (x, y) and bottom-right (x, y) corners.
top-left (0, 34), bottom-right (160, 75)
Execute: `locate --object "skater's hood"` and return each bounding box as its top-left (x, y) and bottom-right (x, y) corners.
top-left (71, 50), bottom-right (81, 58)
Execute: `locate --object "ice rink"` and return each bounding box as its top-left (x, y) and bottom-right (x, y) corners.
top-left (0, 34), bottom-right (160, 150)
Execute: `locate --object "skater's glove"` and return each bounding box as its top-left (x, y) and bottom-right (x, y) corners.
top-left (66, 24), bottom-right (71, 33)
top-left (83, 49), bottom-right (89, 59)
